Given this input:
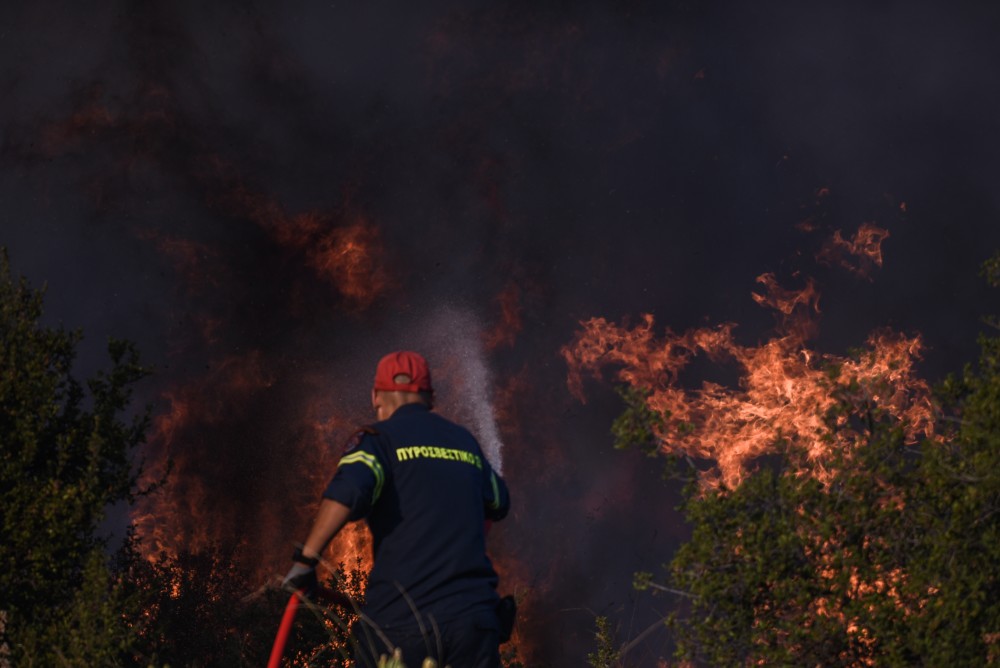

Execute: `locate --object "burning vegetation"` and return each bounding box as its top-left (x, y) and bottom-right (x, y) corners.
top-left (563, 271), bottom-right (933, 490)
top-left (6, 3), bottom-right (1000, 665)
top-left (563, 253), bottom-right (1000, 665)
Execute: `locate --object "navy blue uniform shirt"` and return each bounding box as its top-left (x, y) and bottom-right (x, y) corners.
top-left (323, 403), bottom-right (510, 628)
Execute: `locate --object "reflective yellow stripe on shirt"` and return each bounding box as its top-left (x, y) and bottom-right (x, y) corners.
top-left (339, 451), bottom-right (385, 504)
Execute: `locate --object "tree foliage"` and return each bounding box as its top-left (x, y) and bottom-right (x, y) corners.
top-left (0, 249), bottom-right (153, 663)
top-left (619, 254), bottom-right (1000, 666)
top-left (587, 616), bottom-right (624, 668)
top-left (15, 550), bottom-right (144, 667)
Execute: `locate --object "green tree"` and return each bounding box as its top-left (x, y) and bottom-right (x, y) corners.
top-left (624, 254), bottom-right (1000, 666)
top-left (586, 616), bottom-right (624, 668)
top-left (0, 249), bottom-right (151, 664)
top-left (16, 550), bottom-right (145, 667)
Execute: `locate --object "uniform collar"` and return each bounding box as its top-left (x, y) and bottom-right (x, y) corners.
top-left (389, 402), bottom-right (431, 419)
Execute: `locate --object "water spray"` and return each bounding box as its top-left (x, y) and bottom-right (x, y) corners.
top-left (410, 304), bottom-right (506, 473)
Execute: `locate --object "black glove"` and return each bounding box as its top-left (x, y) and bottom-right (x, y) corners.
top-left (282, 549), bottom-right (319, 595)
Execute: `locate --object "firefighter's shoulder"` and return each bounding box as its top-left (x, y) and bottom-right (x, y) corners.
top-left (343, 425), bottom-right (379, 453)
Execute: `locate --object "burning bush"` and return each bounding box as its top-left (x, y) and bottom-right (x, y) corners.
top-left (572, 255), bottom-right (1000, 666)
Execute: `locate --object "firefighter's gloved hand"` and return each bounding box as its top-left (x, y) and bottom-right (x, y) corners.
top-left (282, 549), bottom-right (319, 595)
top-left (282, 563), bottom-right (316, 592)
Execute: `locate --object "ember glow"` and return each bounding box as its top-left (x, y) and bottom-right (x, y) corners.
top-left (563, 272), bottom-right (935, 489)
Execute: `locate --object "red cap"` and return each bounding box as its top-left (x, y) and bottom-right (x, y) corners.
top-left (373, 351), bottom-right (433, 393)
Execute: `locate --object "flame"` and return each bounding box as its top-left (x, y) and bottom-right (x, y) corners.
top-left (817, 223), bottom-right (891, 280)
top-left (299, 389), bottom-right (374, 575)
top-left (305, 216), bottom-right (390, 308)
top-left (133, 358), bottom-right (379, 586)
top-left (563, 269), bottom-right (942, 659)
top-left (490, 550), bottom-right (538, 663)
top-left (213, 184), bottom-right (392, 309)
top-left (484, 282), bottom-right (524, 350)
top-left (562, 275), bottom-right (934, 489)
top-left (482, 366), bottom-right (539, 663)
top-left (129, 178), bottom-right (388, 587)
top-left (133, 352), bottom-right (276, 566)
top-left (28, 82), bottom-right (391, 311)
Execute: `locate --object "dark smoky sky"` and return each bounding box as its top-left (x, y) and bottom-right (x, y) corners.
top-left (4, 1), bottom-right (1000, 665)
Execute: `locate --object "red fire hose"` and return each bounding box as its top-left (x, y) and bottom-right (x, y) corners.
top-left (267, 591), bottom-right (303, 668)
top-left (268, 587), bottom-right (355, 668)
top-left (271, 523), bottom-right (493, 665)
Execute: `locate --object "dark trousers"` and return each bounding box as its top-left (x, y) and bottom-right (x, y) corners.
top-left (353, 608), bottom-right (501, 668)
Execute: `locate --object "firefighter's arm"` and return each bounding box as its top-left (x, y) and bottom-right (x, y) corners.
top-left (281, 499), bottom-right (351, 596)
top-left (300, 498), bottom-right (352, 560)
top-left (282, 499), bottom-right (352, 592)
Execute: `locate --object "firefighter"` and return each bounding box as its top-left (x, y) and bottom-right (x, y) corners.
top-left (283, 351), bottom-right (511, 667)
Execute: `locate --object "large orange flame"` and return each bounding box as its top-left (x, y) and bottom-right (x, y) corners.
top-left (562, 274), bottom-right (934, 489)
top-left (562, 264), bottom-right (942, 662)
